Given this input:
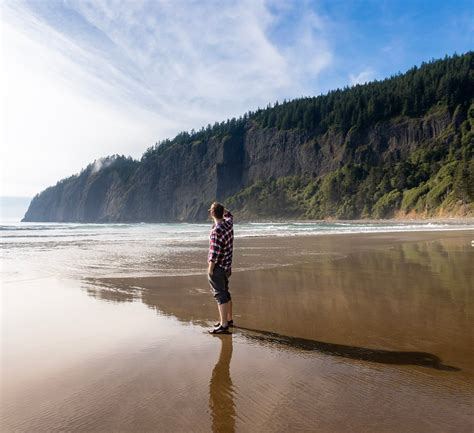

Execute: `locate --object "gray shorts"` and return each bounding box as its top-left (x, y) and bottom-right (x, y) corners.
top-left (208, 265), bottom-right (231, 305)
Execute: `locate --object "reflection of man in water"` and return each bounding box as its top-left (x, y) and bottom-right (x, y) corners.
top-left (209, 335), bottom-right (235, 433)
top-left (207, 202), bottom-right (234, 334)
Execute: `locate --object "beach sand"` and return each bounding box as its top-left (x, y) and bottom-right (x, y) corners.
top-left (1, 230), bottom-right (473, 432)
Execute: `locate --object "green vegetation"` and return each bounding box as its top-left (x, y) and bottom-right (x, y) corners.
top-left (227, 101), bottom-right (473, 219)
top-left (257, 53), bottom-right (472, 133)
top-left (228, 53), bottom-right (473, 219)
top-left (54, 154), bottom-right (139, 188)
top-left (141, 53), bottom-right (472, 161)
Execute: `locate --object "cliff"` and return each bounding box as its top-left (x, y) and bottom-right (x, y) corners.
top-left (22, 53), bottom-right (473, 222)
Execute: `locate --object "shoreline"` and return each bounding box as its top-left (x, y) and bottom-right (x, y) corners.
top-left (230, 225), bottom-right (474, 240)
top-left (82, 229), bottom-right (474, 280)
top-left (7, 216), bottom-right (474, 225)
top-left (234, 216), bottom-right (474, 224)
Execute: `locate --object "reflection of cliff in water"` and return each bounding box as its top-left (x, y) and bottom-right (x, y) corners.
top-left (82, 235), bottom-right (471, 371)
top-left (83, 274), bottom-right (459, 371)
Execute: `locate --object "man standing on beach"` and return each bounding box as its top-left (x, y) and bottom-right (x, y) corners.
top-left (208, 202), bottom-right (234, 334)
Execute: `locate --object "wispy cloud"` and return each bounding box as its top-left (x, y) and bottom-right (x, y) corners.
top-left (62, 0), bottom-right (333, 119)
top-left (349, 68), bottom-right (375, 86)
top-left (1, 0), bottom-right (333, 196)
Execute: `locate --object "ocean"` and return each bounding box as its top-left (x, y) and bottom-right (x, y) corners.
top-left (1, 220), bottom-right (473, 282)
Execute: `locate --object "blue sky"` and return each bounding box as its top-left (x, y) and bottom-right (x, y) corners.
top-left (1, 0), bottom-right (473, 197)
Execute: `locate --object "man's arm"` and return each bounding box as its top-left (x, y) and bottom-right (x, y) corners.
top-left (224, 208), bottom-right (233, 222)
top-left (208, 231), bottom-right (222, 275)
top-left (208, 260), bottom-right (215, 276)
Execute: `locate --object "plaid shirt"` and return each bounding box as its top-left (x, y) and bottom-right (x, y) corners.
top-left (208, 210), bottom-right (234, 272)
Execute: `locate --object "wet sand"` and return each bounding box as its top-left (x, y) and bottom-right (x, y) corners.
top-left (1, 230), bottom-right (473, 432)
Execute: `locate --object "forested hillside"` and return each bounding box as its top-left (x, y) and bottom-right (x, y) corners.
top-left (23, 52), bottom-right (473, 222)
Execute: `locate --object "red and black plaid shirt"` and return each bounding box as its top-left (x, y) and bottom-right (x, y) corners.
top-left (208, 210), bottom-right (234, 272)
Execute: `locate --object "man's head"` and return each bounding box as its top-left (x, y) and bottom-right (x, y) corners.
top-left (209, 201), bottom-right (224, 220)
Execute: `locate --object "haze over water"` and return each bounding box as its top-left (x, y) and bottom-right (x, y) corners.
top-left (1, 222), bottom-right (473, 432)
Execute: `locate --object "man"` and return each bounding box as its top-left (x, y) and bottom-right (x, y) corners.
top-left (207, 202), bottom-right (234, 334)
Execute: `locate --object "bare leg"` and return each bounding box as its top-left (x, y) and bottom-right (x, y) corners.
top-left (217, 303), bottom-right (224, 326)
top-left (227, 300), bottom-right (233, 322)
top-left (218, 302), bottom-right (230, 327)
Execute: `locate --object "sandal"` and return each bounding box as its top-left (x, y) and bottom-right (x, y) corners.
top-left (214, 320), bottom-right (233, 328)
top-left (209, 325), bottom-right (230, 334)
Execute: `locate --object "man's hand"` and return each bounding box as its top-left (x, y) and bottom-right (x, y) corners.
top-left (208, 261), bottom-right (215, 276)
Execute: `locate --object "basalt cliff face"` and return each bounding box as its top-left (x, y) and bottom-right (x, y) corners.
top-left (22, 108), bottom-right (467, 222)
top-left (22, 53), bottom-right (473, 222)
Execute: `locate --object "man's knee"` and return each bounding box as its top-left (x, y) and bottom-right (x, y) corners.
top-left (214, 290), bottom-right (231, 305)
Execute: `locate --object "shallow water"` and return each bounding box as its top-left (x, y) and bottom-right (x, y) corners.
top-left (1, 227), bottom-right (473, 432)
top-left (1, 220), bottom-right (472, 280)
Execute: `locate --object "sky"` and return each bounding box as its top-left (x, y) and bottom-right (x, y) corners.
top-left (1, 0), bottom-right (473, 198)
